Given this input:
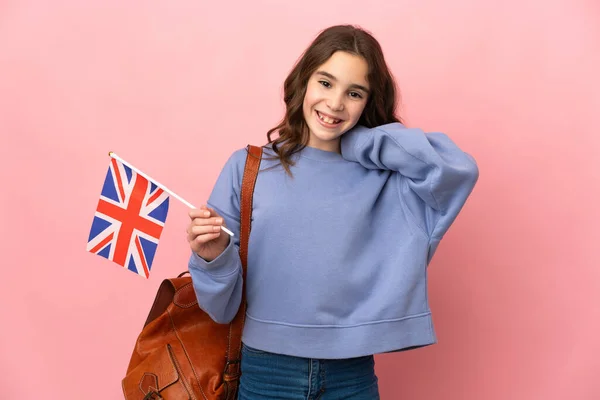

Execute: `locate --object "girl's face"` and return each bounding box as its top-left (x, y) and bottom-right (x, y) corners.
top-left (302, 51), bottom-right (370, 153)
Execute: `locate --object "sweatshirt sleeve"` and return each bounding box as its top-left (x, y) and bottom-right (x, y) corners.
top-left (188, 148), bottom-right (247, 324)
top-left (341, 123), bottom-right (479, 263)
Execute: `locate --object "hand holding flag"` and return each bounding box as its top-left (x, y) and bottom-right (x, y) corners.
top-left (86, 152), bottom-right (233, 278)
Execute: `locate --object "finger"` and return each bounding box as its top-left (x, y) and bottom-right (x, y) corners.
top-left (189, 207), bottom-right (212, 220)
top-left (204, 206), bottom-right (225, 217)
top-left (190, 217), bottom-right (224, 227)
top-left (187, 222), bottom-right (224, 242)
top-left (189, 224), bottom-right (223, 237)
top-left (193, 232), bottom-right (221, 245)
top-left (188, 229), bottom-right (208, 243)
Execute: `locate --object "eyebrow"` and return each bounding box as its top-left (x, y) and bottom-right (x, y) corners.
top-left (316, 71), bottom-right (370, 94)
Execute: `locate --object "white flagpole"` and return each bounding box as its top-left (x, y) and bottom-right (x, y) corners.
top-left (108, 152), bottom-right (234, 237)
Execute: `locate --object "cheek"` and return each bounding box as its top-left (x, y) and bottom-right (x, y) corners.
top-left (303, 86), bottom-right (319, 110)
top-left (348, 103), bottom-right (367, 122)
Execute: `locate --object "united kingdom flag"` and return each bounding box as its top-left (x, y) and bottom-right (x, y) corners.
top-left (86, 157), bottom-right (170, 278)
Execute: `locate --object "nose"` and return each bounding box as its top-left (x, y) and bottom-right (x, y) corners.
top-left (326, 92), bottom-right (345, 112)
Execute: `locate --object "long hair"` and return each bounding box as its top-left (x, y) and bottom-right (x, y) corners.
top-left (266, 25), bottom-right (402, 175)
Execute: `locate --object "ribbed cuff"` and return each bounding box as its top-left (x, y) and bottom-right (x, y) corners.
top-left (188, 239), bottom-right (239, 277)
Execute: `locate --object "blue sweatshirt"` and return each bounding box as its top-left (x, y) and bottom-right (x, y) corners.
top-left (189, 122), bottom-right (478, 359)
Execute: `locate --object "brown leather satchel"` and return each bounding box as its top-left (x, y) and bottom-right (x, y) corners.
top-left (122, 145), bottom-right (263, 400)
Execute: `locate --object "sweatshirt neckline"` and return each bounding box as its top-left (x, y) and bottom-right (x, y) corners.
top-left (299, 145), bottom-right (345, 162)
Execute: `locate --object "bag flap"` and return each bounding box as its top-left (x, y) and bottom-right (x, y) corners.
top-left (173, 281), bottom-right (198, 308)
top-left (122, 345), bottom-right (179, 399)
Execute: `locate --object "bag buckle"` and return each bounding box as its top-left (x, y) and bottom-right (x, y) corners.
top-left (223, 359), bottom-right (241, 381)
top-left (143, 390), bottom-right (164, 400)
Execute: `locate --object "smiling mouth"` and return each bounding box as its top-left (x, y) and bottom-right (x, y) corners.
top-left (316, 111), bottom-right (342, 125)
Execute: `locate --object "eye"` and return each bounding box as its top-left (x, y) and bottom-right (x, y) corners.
top-left (318, 80), bottom-right (331, 88)
top-left (349, 91), bottom-right (363, 99)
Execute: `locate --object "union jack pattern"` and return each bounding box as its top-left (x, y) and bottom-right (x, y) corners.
top-left (87, 157), bottom-right (170, 278)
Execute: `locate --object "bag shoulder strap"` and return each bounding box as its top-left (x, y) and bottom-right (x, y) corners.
top-left (239, 145), bottom-right (263, 272)
top-left (223, 144), bottom-right (263, 386)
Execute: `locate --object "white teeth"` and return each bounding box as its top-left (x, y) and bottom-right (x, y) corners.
top-left (317, 112), bottom-right (341, 124)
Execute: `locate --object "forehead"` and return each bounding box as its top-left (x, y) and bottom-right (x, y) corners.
top-left (315, 51), bottom-right (369, 87)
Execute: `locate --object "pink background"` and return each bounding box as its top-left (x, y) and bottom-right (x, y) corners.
top-left (1, 1), bottom-right (599, 399)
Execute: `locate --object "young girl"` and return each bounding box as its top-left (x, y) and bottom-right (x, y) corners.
top-left (186, 25), bottom-right (478, 399)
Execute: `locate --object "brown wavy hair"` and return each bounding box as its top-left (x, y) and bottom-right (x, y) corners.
top-left (266, 24), bottom-right (402, 174)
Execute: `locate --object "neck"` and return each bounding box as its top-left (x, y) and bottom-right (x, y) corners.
top-left (306, 138), bottom-right (341, 154)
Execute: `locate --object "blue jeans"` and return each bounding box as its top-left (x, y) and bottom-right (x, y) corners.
top-left (238, 343), bottom-right (380, 400)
